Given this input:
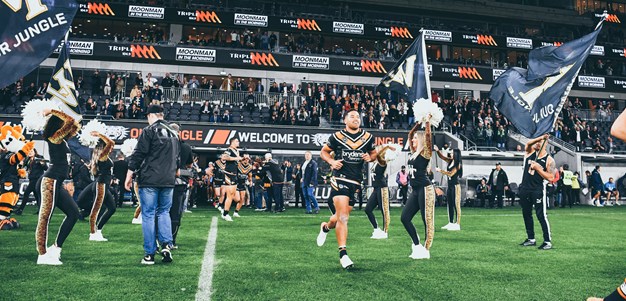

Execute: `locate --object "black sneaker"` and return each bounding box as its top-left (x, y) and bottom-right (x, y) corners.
top-left (161, 245), bottom-right (173, 263)
top-left (538, 242), bottom-right (552, 250)
top-left (141, 254), bottom-right (155, 265)
top-left (519, 239), bottom-right (536, 246)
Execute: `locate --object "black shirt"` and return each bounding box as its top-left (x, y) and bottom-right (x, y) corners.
top-left (447, 163), bottom-right (462, 186)
top-left (371, 163), bottom-right (388, 188)
top-left (0, 154), bottom-right (19, 186)
top-left (326, 129), bottom-right (374, 182)
top-left (44, 140), bottom-right (71, 181)
top-left (214, 160), bottom-right (225, 183)
top-left (520, 152), bottom-right (549, 191)
top-left (237, 161), bottom-right (252, 184)
top-left (97, 158), bottom-right (113, 184)
top-left (224, 148), bottom-right (239, 176)
top-left (113, 159), bottom-right (128, 181)
top-left (408, 153), bottom-right (431, 188)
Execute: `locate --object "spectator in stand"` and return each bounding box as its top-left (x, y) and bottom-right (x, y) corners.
top-left (210, 110), bottom-right (220, 123)
top-left (103, 73), bottom-right (113, 96)
top-left (91, 71), bottom-right (101, 95)
top-left (101, 98), bottom-right (114, 116)
top-left (25, 82), bottom-right (37, 99)
top-left (35, 82), bottom-right (48, 99)
top-left (85, 97), bottom-right (97, 115)
top-left (310, 107), bottom-right (320, 126)
top-left (495, 125), bottom-right (507, 150)
top-left (129, 103), bottom-right (143, 119)
top-left (379, 111), bottom-right (390, 129)
top-left (189, 76), bottom-right (200, 90)
top-left (161, 73), bottom-right (174, 89)
top-left (604, 177), bottom-right (620, 206)
top-left (593, 139), bottom-right (606, 152)
top-left (398, 98), bottom-right (408, 125)
top-left (246, 90), bottom-right (256, 115)
top-left (115, 102), bottom-right (126, 119)
top-left (115, 75), bottom-right (125, 98)
top-left (144, 73), bottom-right (157, 88)
top-left (150, 84), bottom-right (163, 102)
top-left (220, 74), bottom-right (234, 91)
top-left (221, 110), bottom-right (232, 123)
top-left (297, 106), bottom-right (308, 126)
top-left (269, 82), bottom-right (279, 93)
top-left (130, 85), bottom-right (142, 100)
top-left (255, 80), bottom-right (264, 93)
top-left (201, 101), bottom-right (212, 115)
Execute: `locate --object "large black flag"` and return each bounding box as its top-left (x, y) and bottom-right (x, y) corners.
top-left (489, 17), bottom-right (604, 138)
top-left (0, 0), bottom-right (78, 89)
top-left (380, 30), bottom-right (431, 102)
top-left (45, 35), bottom-right (82, 122)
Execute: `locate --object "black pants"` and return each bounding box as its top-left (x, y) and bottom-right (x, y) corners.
top-left (294, 186), bottom-right (304, 208)
top-left (572, 188), bottom-right (581, 204)
top-left (17, 178), bottom-right (40, 212)
top-left (170, 184), bottom-right (187, 244)
top-left (518, 188), bottom-right (552, 242)
top-left (491, 189), bottom-right (504, 208)
top-left (446, 184), bottom-right (461, 224)
top-left (365, 187), bottom-right (390, 231)
top-left (561, 185), bottom-right (572, 208)
top-left (77, 182), bottom-right (117, 231)
top-left (399, 185), bottom-right (408, 205)
top-left (477, 192), bottom-right (488, 207)
top-left (272, 183), bottom-right (284, 211)
top-left (116, 184), bottom-right (126, 207)
top-left (35, 177), bottom-right (80, 255)
top-left (401, 185), bottom-right (435, 249)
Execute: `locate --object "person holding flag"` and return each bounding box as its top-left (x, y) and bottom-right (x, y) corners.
top-left (491, 12), bottom-right (608, 250)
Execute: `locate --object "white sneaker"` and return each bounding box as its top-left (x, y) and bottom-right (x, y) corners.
top-left (317, 222), bottom-right (328, 247)
top-left (184, 209), bottom-right (192, 213)
top-left (441, 223), bottom-right (453, 230)
top-left (616, 202), bottom-right (621, 206)
top-left (447, 223), bottom-right (461, 231)
top-left (221, 214), bottom-right (233, 222)
top-left (132, 216), bottom-right (142, 224)
top-left (192, 205), bottom-right (197, 209)
top-left (219, 207), bottom-right (224, 214)
top-left (409, 244), bottom-right (430, 259)
top-left (340, 255), bottom-right (354, 269)
top-left (370, 228), bottom-right (388, 239)
top-left (233, 212), bottom-right (241, 218)
top-left (47, 245), bottom-right (62, 260)
top-left (37, 251), bottom-right (63, 265)
top-left (89, 230), bottom-right (108, 242)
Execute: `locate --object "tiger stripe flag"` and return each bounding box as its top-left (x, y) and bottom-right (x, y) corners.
top-left (45, 34), bottom-right (82, 122)
top-left (380, 29), bottom-right (431, 103)
top-left (489, 14), bottom-right (606, 138)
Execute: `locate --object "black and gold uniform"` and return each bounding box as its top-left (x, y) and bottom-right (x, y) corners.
top-left (325, 129), bottom-right (374, 209)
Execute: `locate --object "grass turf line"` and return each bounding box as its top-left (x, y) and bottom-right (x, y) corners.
top-left (2, 206), bottom-right (626, 300)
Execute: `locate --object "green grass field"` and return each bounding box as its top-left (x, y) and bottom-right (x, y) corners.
top-left (2, 205), bottom-right (626, 300)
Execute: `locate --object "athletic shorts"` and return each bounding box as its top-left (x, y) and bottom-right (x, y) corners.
top-left (236, 182), bottom-right (247, 192)
top-left (214, 179), bottom-right (223, 188)
top-left (329, 177), bottom-right (361, 207)
top-left (223, 174), bottom-right (237, 186)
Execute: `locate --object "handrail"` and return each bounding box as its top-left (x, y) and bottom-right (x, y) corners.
top-left (549, 135), bottom-right (577, 153)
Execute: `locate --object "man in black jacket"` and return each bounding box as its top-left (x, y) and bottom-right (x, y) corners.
top-left (168, 123), bottom-right (193, 249)
top-left (125, 105), bottom-right (180, 265)
top-left (488, 162), bottom-right (509, 208)
top-left (15, 149), bottom-right (47, 215)
top-left (262, 153), bottom-right (285, 212)
top-left (72, 158), bottom-right (92, 204)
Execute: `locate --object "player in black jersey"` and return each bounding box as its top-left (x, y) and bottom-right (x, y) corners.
top-left (434, 147), bottom-right (463, 231)
top-left (402, 120), bottom-right (436, 260)
top-left (214, 154), bottom-right (226, 212)
top-left (87, 132), bottom-right (115, 242)
top-left (316, 110), bottom-right (377, 269)
top-left (36, 109), bottom-right (80, 265)
top-left (234, 153), bottom-right (253, 218)
top-left (588, 279), bottom-right (626, 301)
top-left (221, 138), bottom-right (242, 222)
top-left (365, 145), bottom-right (397, 240)
top-left (518, 134), bottom-right (555, 250)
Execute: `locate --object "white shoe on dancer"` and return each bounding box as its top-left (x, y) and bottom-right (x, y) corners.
top-left (409, 244), bottom-right (430, 260)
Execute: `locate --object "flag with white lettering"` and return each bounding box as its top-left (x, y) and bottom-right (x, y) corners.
top-left (380, 30), bottom-right (431, 102)
top-left (0, 0), bottom-right (77, 89)
top-left (45, 36), bottom-right (82, 122)
top-left (489, 17), bottom-right (604, 138)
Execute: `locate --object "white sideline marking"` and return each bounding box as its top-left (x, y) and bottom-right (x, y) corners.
top-left (195, 217), bottom-right (218, 301)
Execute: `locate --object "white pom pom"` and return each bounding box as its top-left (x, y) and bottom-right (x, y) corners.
top-left (383, 143), bottom-right (403, 162)
top-left (21, 99), bottom-right (59, 131)
top-left (412, 99), bottom-right (444, 128)
top-left (120, 139), bottom-right (138, 157)
top-left (78, 119), bottom-right (107, 147)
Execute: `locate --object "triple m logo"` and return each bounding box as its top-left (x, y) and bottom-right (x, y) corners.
top-left (131, 45), bottom-right (161, 59)
top-left (196, 11), bottom-right (221, 23)
top-left (86, 2), bottom-right (115, 16)
top-left (297, 19), bottom-right (321, 31)
top-left (250, 53), bottom-right (279, 66)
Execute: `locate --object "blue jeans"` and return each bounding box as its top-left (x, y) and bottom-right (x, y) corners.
top-left (263, 188), bottom-right (273, 210)
top-left (253, 186), bottom-right (263, 209)
top-left (303, 185), bottom-right (319, 212)
top-left (139, 187), bottom-right (174, 255)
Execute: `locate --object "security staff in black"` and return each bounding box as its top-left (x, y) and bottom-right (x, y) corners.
top-left (435, 147), bottom-right (463, 230)
top-left (169, 123), bottom-right (193, 247)
top-left (518, 134), bottom-right (555, 250)
top-left (316, 110), bottom-right (377, 269)
top-left (15, 149), bottom-right (47, 215)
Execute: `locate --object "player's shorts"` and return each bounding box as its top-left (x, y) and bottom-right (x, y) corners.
top-left (329, 177), bottom-right (361, 207)
top-left (236, 182), bottom-right (247, 192)
top-left (213, 180), bottom-right (223, 188)
top-left (223, 173), bottom-right (237, 186)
